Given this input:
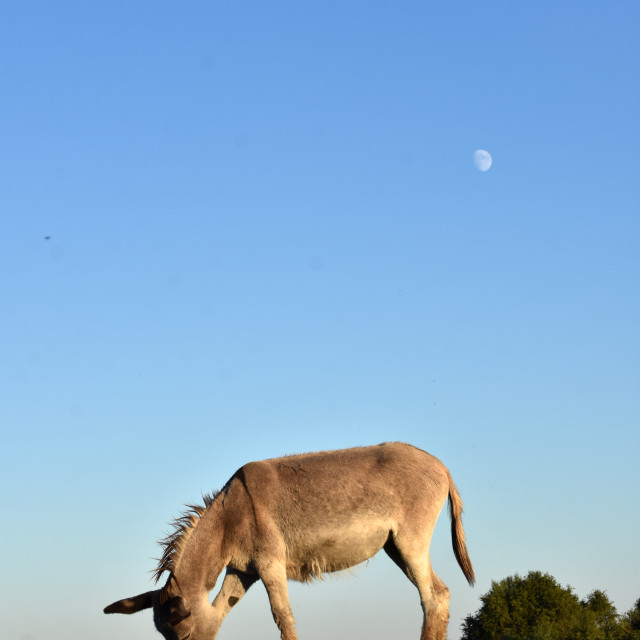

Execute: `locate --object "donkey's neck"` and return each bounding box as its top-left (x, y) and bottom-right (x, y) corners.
top-left (172, 497), bottom-right (226, 595)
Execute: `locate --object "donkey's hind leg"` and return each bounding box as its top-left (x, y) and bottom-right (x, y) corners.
top-left (428, 570), bottom-right (451, 640)
top-left (384, 535), bottom-right (450, 640)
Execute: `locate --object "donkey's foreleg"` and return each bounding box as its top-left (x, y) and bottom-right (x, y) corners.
top-left (258, 561), bottom-right (298, 640)
top-left (210, 568), bottom-right (259, 621)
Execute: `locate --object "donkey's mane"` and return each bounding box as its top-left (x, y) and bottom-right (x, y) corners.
top-left (153, 491), bottom-right (219, 583)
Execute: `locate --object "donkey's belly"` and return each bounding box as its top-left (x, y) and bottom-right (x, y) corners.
top-left (285, 523), bottom-right (390, 581)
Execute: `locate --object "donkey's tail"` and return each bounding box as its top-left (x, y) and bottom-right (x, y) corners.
top-left (447, 473), bottom-right (475, 586)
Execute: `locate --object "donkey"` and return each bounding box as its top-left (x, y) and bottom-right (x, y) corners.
top-left (104, 442), bottom-right (474, 640)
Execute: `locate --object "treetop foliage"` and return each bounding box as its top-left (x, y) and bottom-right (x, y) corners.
top-left (461, 571), bottom-right (639, 640)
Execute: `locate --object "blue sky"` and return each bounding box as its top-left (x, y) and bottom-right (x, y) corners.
top-left (1, 2), bottom-right (638, 639)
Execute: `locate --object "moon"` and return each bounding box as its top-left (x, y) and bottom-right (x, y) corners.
top-left (473, 149), bottom-right (492, 172)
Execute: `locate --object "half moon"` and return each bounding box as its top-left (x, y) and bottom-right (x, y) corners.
top-left (473, 149), bottom-right (492, 172)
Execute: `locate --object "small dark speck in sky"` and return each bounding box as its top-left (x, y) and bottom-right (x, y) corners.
top-left (44, 236), bottom-right (51, 240)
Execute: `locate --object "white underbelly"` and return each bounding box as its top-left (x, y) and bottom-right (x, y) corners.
top-left (285, 522), bottom-right (390, 581)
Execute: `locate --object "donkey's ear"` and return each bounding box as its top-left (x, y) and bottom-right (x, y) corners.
top-left (104, 590), bottom-right (158, 614)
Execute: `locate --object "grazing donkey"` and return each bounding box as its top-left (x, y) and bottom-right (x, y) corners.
top-left (104, 442), bottom-right (474, 640)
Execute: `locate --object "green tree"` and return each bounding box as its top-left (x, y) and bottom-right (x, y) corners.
top-left (580, 590), bottom-right (621, 640)
top-left (461, 572), bottom-right (625, 640)
top-left (620, 599), bottom-right (640, 640)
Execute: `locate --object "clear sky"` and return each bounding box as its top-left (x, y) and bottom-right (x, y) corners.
top-left (1, 2), bottom-right (638, 640)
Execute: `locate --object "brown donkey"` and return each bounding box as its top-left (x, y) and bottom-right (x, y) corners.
top-left (104, 442), bottom-right (474, 640)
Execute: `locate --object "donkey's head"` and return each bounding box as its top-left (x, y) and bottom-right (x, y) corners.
top-left (104, 585), bottom-right (220, 640)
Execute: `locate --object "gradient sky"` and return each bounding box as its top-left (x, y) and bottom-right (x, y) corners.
top-left (1, 2), bottom-right (638, 640)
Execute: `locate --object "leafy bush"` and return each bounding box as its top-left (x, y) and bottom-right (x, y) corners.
top-left (461, 571), bottom-right (637, 640)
